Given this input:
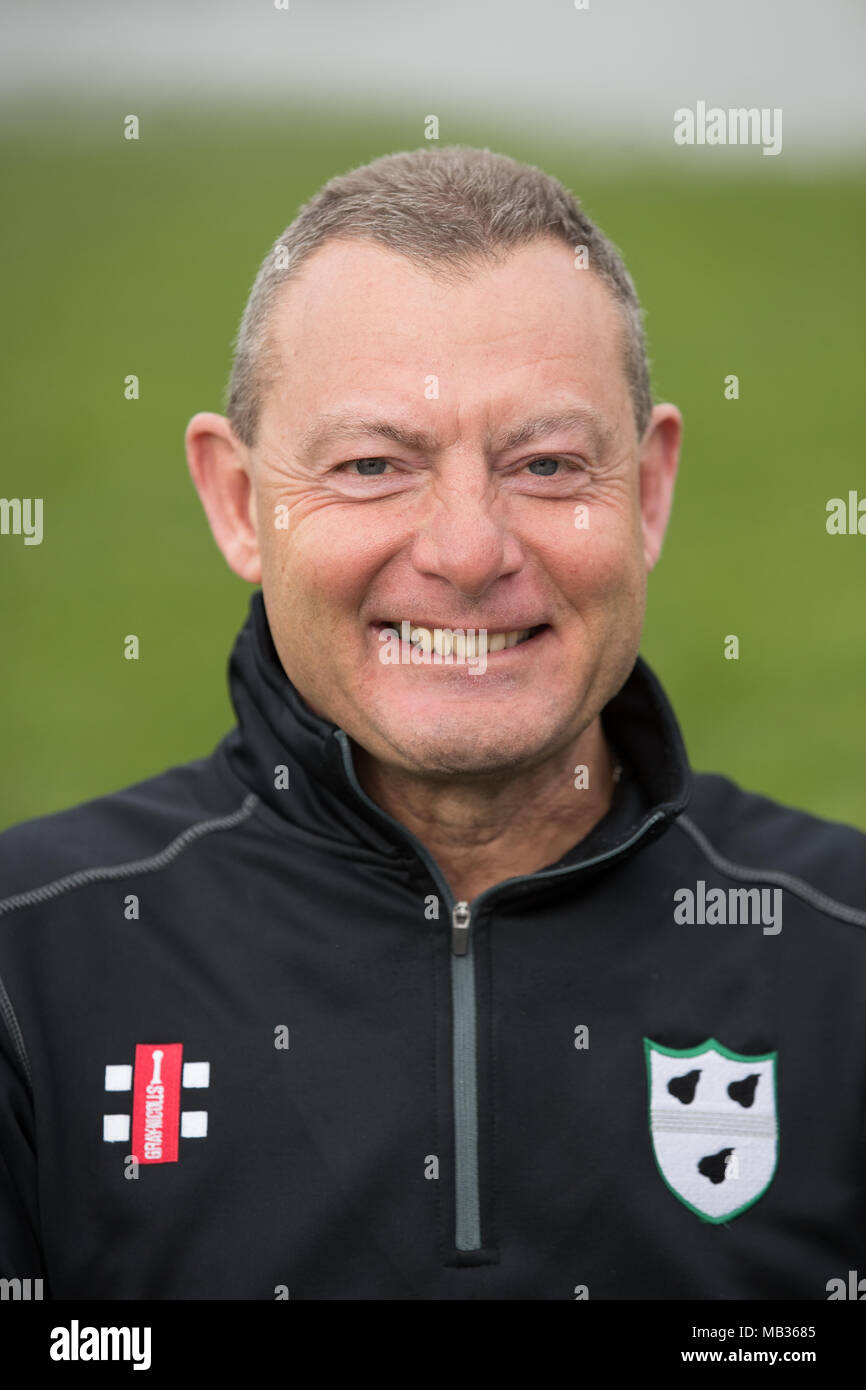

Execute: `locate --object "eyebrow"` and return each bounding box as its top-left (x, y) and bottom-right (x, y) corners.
top-left (297, 405), bottom-right (611, 460)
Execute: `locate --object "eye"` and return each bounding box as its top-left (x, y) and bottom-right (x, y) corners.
top-left (527, 456), bottom-right (562, 476)
top-left (341, 457), bottom-right (392, 476)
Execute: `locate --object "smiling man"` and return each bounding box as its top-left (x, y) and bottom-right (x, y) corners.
top-left (0, 148), bottom-right (864, 1300)
top-left (189, 225), bottom-right (680, 904)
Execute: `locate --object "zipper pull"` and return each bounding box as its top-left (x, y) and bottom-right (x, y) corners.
top-left (451, 900), bottom-right (472, 956)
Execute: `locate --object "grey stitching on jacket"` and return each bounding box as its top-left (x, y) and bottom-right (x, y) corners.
top-left (0, 793), bottom-right (260, 1088)
top-left (675, 813), bottom-right (866, 929)
top-left (0, 973), bottom-right (30, 1087)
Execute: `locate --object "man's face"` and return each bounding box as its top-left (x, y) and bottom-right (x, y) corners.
top-left (239, 236), bottom-right (675, 777)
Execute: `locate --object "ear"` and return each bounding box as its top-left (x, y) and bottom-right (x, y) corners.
top-left (637, 404), bottom-right (683, 571)
top-left (185, 412), bottom-right (262, 583)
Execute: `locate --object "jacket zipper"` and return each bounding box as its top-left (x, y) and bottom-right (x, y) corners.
top-left (334, 729), bottom-right (666, 1256)
top-left (450, 900), bottom-right (480, 1249)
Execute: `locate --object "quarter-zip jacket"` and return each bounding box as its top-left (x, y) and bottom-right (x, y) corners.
top-left (0, 591), bottom-right (864, 1299)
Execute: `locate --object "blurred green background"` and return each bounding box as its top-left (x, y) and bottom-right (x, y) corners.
top-left (1, 102), bottom-right (864, 831)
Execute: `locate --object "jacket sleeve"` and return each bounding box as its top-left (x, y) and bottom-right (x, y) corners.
top-left (0, 997), bottom-right (46, 1285)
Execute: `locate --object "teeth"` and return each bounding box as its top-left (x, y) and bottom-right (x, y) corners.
top-left (386, 623), bottom-right (537, 651)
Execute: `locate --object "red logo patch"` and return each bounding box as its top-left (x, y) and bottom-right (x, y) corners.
top-left (131, 1043), bottom-right (183, 1164)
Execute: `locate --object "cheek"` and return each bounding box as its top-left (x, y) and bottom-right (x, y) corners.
top-left (261, 496), bottom-right (393, 627)
top-left (531, 501), bottom-right (643, 609)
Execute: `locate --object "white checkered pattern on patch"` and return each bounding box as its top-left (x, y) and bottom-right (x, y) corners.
top-left (103, 1114), bottom-right (131, 1143)
top-left (180, 1111), bottom-right (208, 1139)
top-left (104, 1064), bottom-right (133, 1091)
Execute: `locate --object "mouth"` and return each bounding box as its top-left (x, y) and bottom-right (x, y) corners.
top-left (372, 620), bottom-right (549, 657)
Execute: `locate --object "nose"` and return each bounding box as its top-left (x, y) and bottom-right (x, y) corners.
top-left (409, 469), bottom-right (524, 599)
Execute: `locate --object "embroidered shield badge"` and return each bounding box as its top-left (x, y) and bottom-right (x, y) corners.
top-left (644, 1037), bottom-right (778, 1222)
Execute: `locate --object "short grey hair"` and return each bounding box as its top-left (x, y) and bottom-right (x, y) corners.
top-left (225, 146), bottom-right (652, 448)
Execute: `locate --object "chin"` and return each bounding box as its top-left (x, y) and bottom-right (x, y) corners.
top-left (376, 716), bottom-right (562, 779)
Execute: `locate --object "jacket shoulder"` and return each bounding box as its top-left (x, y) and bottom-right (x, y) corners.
top-left (0, 751), bottom-right (255, 908)
top-left (678, 771), bottom-right (866, 917)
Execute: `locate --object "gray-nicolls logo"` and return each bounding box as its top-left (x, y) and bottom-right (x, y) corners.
top-left (103, 1043), bottom-right (210, 1161)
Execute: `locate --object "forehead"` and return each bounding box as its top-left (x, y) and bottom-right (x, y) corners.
top-left (261, 237), bottom-right (631, 434)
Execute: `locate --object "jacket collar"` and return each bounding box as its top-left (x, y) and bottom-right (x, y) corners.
top-left (220, 589), bottom-right (692, 859)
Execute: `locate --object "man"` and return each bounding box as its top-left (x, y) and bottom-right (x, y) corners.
top-left (0, 147), bottom-right (864, 1300)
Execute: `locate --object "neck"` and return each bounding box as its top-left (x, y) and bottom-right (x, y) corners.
top-left (352, 719), bottom-right (619, 902)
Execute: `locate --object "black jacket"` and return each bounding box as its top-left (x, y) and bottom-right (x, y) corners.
top-left (1, 592), bottom-right (864, 1299)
